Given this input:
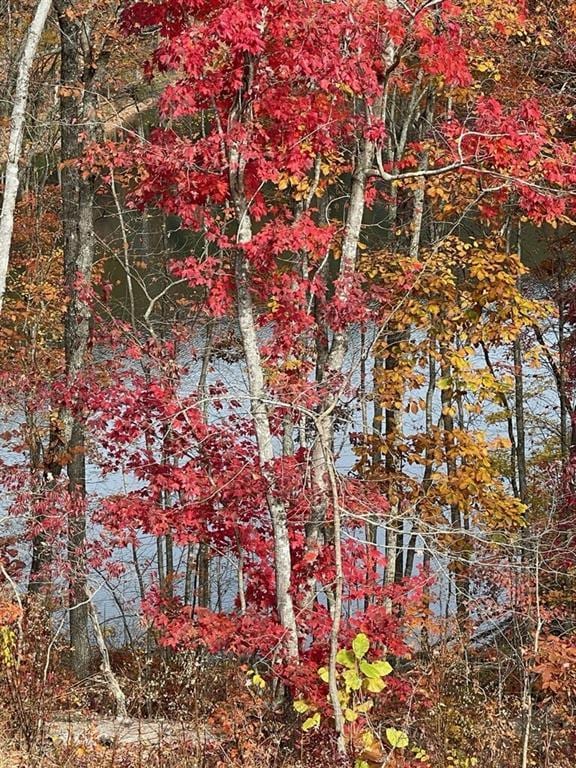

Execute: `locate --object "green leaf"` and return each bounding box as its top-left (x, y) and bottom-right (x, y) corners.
top-left (251, 672), bottom-right (266, 689)
top-left (293, 699), bottom-right (310, 714)
top-left (302, 712), bottom-right (321, 731)
top-left (372, 659), bottom-right (393, 677)
top-left (354, 761), bottom-right (370, 768)
top-left (355, 699), bottom-right (374, 713)
top-left (364, 676), bottom-right (386, 693)
top-left (386, 727), bottom-right (409, 749)
top-left (359, 660), bottom-right (381, 679)
top-left (317, 666), bottom-right (330, 683)
top-left (343, 668), bottom-right (363, 691)
top-left (344, 707), bottom-right (358, 722)
top-left (352, 633), bottom-right (370, 659)
top-left (437, 376), bottom-right (452, 391)
top-left (336, 649), bottom-right (357, 668)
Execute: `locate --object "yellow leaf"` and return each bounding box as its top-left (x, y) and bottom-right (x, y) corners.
top-left (251, 672), bottom-right (266, 689)
top-left (302, 712), bottom-right (321, 731)
top-left (293, 699), bottom-right (310, 714)
top-left (352, 633), bottom-right (370, 658)
top-left (386, 727), bottom-right (409, 749)
top-left (364, 676), bottom-right (386, 693)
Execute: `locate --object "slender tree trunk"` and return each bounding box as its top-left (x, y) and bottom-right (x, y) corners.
top-left (196, 321), bottom-right (213, 609)
top-left (67, 423), bottom-right (90, 678)
top-left (557, 264), bottom-right (569, 459)
top-left (0, 0), bottom-right (53, 312)
top-left (183, 543), bottom-right (196, 606)
top-left (440, 357), bottom-right (469, 629)
top-left (309, 4), bottom-right (402, 615)
top-left (27, 409), bottom-right (52, 592)
top-left (482, 342), bottom-right (519, 498)
top-left (234, 239), bottom-right (299, 657)
top-left (306, 128), bottom-right (377, 553)
top-left (404, 352), bottom-right (436, 580)
top-left (196, 543), bottom-right (210, 608)
top-left (387, 148), bottom-right (429, 584)
top-left (86, 588), bottom-right (128, 720)
top-left (320, 424), bottom-right (346, 756)
top-left (156, 534), bottom-right (166, 589)
top-left (229, 131), bottom-right (299, 654)
top-left (513, 340), bottom-right (528, 505)
top-left (366, 354), bottom-right (384, 607)
top-left (165, 532), bottom-right (175, 597)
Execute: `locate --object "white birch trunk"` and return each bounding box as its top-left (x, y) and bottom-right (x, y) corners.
top-left (0, 0), bottom-right (53, 312)
top-left (230, 161), bottom-right (299, 656)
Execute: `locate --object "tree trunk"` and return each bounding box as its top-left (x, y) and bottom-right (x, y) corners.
top-left (513, 339), bottom-right (528, 505)
top-left (0, 0), bottom-right (53, 312)
top-left (306, 129), bottom-right (376, 553)
top-left (230, 140), bottom-right (299, 654)
top-left (234, 241), bottom-right (299, 657)
top-left (86, 588), bottom-right (128, 720)
top-left (56, 0), bottom-right (98, 678)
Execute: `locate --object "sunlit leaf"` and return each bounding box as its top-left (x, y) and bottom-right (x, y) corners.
top-left (386, 727), bottom-right (409, 749)
top-left (343, 668), bottom-right (363, 691)
top-left (359, 660), bottom-right (381, 678)
top-left (302, 712), bottom-right (321, 731)
top-left (352, 633), bottom-right (370, 659)
top-left (336, 649), bottom-right (357, 668)
top-left (364, 676), bottom-right (386, 693)
top-left (371, 660), bottom-right (393, 677)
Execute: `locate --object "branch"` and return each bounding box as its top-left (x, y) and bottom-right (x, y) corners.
top-left (368, 160), bottom-right (465, 181)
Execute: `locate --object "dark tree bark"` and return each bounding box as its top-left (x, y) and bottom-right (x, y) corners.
top-left (54, 0), bottom-right (103, 678)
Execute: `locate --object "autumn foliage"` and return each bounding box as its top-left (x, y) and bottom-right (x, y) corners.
top-left (0, 0), bottom-right (574, 766)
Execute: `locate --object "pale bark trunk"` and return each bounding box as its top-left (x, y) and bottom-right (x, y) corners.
top-left (0, 0), bottom-right (53, 312)
top-left (234, 240), bottom-right (299, 657)
top-left (306, 2), bottom-right (399, 558)
top-left (230, 149), bottom-right (299, 654)
top-left (306, 133), bottom-right (376, 553)
top-left (86, 588), bottom-right (128, 720)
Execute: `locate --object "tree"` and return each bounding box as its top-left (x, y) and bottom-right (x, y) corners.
top-left (0, 0), bottom-right (53, 312)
